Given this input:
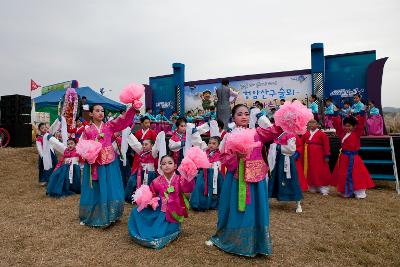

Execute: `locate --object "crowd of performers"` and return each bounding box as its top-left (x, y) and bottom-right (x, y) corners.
top-left (34, 84), bottom-right (380, 257)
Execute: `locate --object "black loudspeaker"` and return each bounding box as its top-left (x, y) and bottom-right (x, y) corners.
top-left (0, 95), bottom-right (31, 124)
top-left (0, 123), bottom-right (32, 147)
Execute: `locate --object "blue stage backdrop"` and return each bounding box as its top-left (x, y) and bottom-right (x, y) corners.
top-left (325, 51), bottom-right (377, 107)
top-left (149, 74), bottom-right (176, 117)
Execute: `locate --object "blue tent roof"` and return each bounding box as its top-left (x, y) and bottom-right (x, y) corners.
top-left (34, 86), bottom-right (125, 111)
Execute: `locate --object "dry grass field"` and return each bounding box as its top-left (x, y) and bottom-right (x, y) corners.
top-left (0, 147), bottom-right (399, 266)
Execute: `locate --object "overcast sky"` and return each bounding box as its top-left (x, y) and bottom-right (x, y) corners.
top-left (1, 0), bottom-right (399, 106)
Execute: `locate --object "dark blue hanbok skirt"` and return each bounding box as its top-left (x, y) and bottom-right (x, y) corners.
top-left (268, 146), bottom-right (303, 202)
top-left (38, 152), bottom-right (58, 183)
top-left (79, 159), bottom-right (124, 227)
top-left (128, 203), bottom-right (180, 249)
top-left (210, 171), bottom-right (272, 257)
top-left (190, 168), bottom-right (223, 211)
top-left (47, 163), bottom-right (81, 197)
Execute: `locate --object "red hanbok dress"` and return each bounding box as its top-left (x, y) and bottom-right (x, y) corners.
top-left (331, 116), bottom-right (375, 196)
top-left (302, 129), bottom-right (332, 187)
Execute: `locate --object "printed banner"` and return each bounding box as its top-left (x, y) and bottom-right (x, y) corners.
top-left (184, 74), bottom-right (312, 114)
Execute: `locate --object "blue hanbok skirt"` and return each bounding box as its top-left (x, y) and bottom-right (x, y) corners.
top-left (38, 151), bottom-right (58, 183)
top-left (125, 170), bottom-right (157, 203)
top-left (210, 171), bottom-right (272, 257)
top-left (268, 146), bottom-right (303, 202)
top-left (79, 159), bottom-right (125, 227)
top-left (47, 163), bottom-right (81, 197)
top-left (128, 203), bottom-right (180, 249)
top-left (190, 168), bottom-right (223, 211)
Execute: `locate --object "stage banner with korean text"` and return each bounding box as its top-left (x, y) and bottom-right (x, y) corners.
top-left (184, 74), bottom-right (312, 114)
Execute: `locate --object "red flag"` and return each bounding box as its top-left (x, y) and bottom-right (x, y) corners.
top-left (31, 79), bottom-right (40, 91)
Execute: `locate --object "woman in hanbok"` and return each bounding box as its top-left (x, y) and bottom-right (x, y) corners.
top-left (301, 119), bottom-right (332, 195)
top-left (79, 103), bottom-right (136, 227)
top-left (332, 115), bottom-right (375, 198)
top-left (206, 104), bottom-right (282, 257)
top-left (47, 137), bottom-right (81, 197)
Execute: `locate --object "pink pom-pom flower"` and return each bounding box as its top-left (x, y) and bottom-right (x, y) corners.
top-left (76, 140), bottom-right (102, 164)
top-left (178, 147), bottom-right (211, 181)
top-left (185, 146), bottom-right (211, 169)
top-left (274, 100), bottom-right (313, 135)
top-left (178, 158), bottom-right (198, 181)
top-left (224, 128), bottom-right (260, 157)
top-left (119, 82), bottom-right (145, 104)
top-left (133, 185), bottom-right (159, 211)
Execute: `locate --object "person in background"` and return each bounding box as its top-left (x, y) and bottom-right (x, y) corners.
top-left (144, 108), bottom-right (156, 121)
top-left (36, 123), bottom-right (58, 186)
top-left (254, 101), bottom-right (267, 116)
top-left (135, 116), bottom-right (157, 142)
top-left (155, 108), bottom-right (170, 122)
top-left (170, 111), bottom-right (178, 122)
top-left (366, 100), bottom-right (384, 136)
top-left (79, 96), bottom-right (90, 120)
top-left (215, 79), bottom-right (239, 129)
top-left (203, 106), bottom-right (217, 121)
top-left (351, 93), bottom-right (365, 114)
top-left (340, 101), bottom-right (351, 117)
top-left (268, 107), bottom-right (277, 119)
top-left (217, 120), bottom-right (227, 139)
top-left (186, 111), bottom-right (194, 123)
top-left (133, 110), bottom-right (142, 124)
top-left (324, 97), bottom-right (337, 129)
top-left (309, 94), bottom-right (319, 121)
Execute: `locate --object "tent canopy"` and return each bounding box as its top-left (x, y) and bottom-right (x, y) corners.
top-left (34, 86), bottom-right (125, 111)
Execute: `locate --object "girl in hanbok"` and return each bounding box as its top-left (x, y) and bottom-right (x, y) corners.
top-left (47, 137), bottom-right (81, 197)
top-left (206, 104), bottom-right (283, 257)
top-left (124, 138), bottom-right (158, 203)
top-left (268, 101), bottom-right (313, 213)
top-left (79, 82), bottom-right (144, 227)
top-left (366, 101), bottom-right (384, 136)
top-left (302, 119), bottom-right (332, 195)
top-left (309, 94), bottom-right (319, 122)
top-left (128, 148), bottom-right (210, 249)
top-left (324, 97), bottom-right (337, 129)
top-left (351, 93), bottom-right (365, 114)
top-left (36, 123), bottom-right (58, 185)
top-left (340, 101), bottom-right (351, 117)
top-left (332, 115), bottom-right (375, 198)
top-left (169, 118), bottom-right (188, 166)
top-left (190, 136), bottom-right (224, 211)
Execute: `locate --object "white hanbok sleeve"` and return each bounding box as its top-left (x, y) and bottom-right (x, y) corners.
top-left (48, 118), bottom-right (61, 135)
top-left (280, 137), bottom-right (296, 156)
top-left (48, 135), bottom-right (67, 154)
top-left (169, 138), bottom-right (182, 152)
top-left (127, 133), bottom-right (143, 154)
